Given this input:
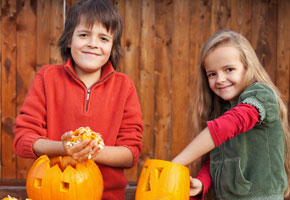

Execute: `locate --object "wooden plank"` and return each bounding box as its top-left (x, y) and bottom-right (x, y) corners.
top-left (229, 0), bottom-right (252, 39)
top-left (170, 0), bottom-right (190, 160)
top-left (1, 0), bottom-right (17, 179)
top-left (138, 0), bottom-right (155, 175)
top-left (15, 0), bottom-right (37, 179)
top-left (211, 0), bottom-right (231, 34)
top-left (122, 0), bottom-right (141, 182)
top-left (251, 0), bottom-right (278, 83)
top-left (188, 2), bottom-right (213, 199)
top-left (65, 0), bottom-right (79, 14)
top-left (154, 0), bottom-right (173, 160)
top-left (36, 0), bottom-right (51, 71)
top-left (122, 0), bottom-right (141, 90)
top-left (50, 0), bottom-right (64, 64)
top-left (0, 0), bottom-right (2, 179)
top-left (188, 0), bottom-right (212, 176)
top-left (276, 0), bottom-right (290, 106)
top-left (113, 0), bottom-right (126, 73)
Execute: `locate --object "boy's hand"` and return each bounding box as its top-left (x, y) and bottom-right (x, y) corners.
top-left (61, 131), bottom-right (73, 156)
top-left (190, 176), bottom-right (203, 196)
top-left (61, 131), bottom-right (89, 162)
top-left (61, 131), bottom-right (103, 162)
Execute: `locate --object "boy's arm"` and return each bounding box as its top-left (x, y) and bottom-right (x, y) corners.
top-left (92, 146), bottom-right (133, 167)
top-left (109, 79), bottom-right (143, 167)
top-left (13, 74), bottom-right (48, 158)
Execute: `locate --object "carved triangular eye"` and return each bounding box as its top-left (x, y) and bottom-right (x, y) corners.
top-left (141, 167), bottom-right (164, 192)
top-left (141, 167), bottom-right (150, 191)
top-left (155, 167), bottom-right (163, 180)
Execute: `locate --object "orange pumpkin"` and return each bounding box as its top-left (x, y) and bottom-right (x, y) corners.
top-left (135, 159), bottom-right (190, 200)
top-left (1, 196), bottom-right (31, 200)
top-left (26, 155), bottom-right (103, 200)
top-left (2, 196), bottom-right (18, 200)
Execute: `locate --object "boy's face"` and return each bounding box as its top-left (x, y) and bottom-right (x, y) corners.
top-left (69, 19), bottom-right (113, 80)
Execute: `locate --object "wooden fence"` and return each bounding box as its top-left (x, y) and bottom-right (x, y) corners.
top-left (0, 0), bottom-right (290, 198)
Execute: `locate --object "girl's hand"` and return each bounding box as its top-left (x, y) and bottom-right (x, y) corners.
top-left (189, 176), bottom-right (203, 196)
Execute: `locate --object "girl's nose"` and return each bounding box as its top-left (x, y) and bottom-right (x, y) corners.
top-left (216, 73), bottom-right (226, 83)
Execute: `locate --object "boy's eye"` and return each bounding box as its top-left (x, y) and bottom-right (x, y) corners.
top-left (100, 36), bottom-right (110, 42)
top-left (79, 33), bottom-right (88, 38)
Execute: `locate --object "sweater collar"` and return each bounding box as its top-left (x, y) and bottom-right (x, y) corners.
top-left (64, 58), bottom-right (115, 83)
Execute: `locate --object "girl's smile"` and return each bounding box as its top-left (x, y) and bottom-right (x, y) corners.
top-left (204, 44), bottom-right (247, 104)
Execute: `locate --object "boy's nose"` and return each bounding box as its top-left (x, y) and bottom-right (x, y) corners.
top-left (88, 37), bottom-right (99, 48)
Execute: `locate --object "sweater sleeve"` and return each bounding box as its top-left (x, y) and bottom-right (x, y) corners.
top-left (115, 79), bottom-right (143, 167)
top-left (191, 155), bottom-right (212, 200)
top-left (207, 103), bottom-right (260, 147)
top-left (13, 73), bottom-right (48, 158)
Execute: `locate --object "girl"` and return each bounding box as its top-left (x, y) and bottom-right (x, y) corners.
top-left (172, 30), bottom-right (290, 199)
top-left (13, 0), bottom-right (143, 199)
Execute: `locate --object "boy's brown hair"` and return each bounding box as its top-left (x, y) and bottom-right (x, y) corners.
top-left (58, 0), bottom-right (123, 69)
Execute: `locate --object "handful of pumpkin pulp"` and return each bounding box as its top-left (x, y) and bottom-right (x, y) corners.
top-left (66, 127), bottom-right (105, 159)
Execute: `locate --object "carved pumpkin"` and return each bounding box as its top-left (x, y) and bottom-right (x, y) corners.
top-left (2, 196), bottom-right (18, 200)
top-left (26, 155), bottom-right (103, 200)
top-left (1, 196), bottom-right (31, 200)
top-left (135, 159), bottom-right (190, 200)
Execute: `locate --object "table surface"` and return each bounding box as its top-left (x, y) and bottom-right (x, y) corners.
top-left (0, 179), bottom-right (137, 200)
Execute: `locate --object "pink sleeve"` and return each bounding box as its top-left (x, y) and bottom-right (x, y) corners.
top-left (190, 156), bottom-right (212, 200)
top-left (207, 103), bottom-right (260, 147)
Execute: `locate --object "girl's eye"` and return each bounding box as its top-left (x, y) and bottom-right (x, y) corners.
top-left (226, 67), bottom-right (234, 72)
top-left (207, 73), bottom-right (215, 78)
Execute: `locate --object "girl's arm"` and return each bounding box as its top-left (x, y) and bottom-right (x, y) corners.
top-left (172, 103), bottom-right (259, 165)
top-left (172, 128), bottom-right (215, 165)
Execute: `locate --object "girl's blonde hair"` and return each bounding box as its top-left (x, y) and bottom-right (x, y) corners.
top-left (192, 29), bottom-right (290, 197)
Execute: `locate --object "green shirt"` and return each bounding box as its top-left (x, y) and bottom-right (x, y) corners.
top-left (210, 82), bottom-right (287, 199)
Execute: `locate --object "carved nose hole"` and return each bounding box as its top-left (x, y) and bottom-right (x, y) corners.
top-left (34, 178), bottom-right (42, 189)
top-left (60, 181), bottom-right (70, 192)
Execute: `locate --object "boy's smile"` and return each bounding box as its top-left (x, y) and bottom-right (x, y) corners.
top-left (204, 44), bottom-right (247, 104)
top-left (69, 18), bottom-right (113, 87)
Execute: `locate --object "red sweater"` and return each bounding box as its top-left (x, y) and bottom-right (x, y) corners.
top-left (13, 59), bottom-right (143, 200)
top-left (191, 103), bottom-right (260, 199)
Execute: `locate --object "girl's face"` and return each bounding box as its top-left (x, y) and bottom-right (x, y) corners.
top-left (69, 19), bottom-right (113, 79)
top-left (204, 44), bottom-right (247, 104)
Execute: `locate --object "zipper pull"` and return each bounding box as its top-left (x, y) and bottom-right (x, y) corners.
top-left (87, 89), bottom-right (91, 101)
